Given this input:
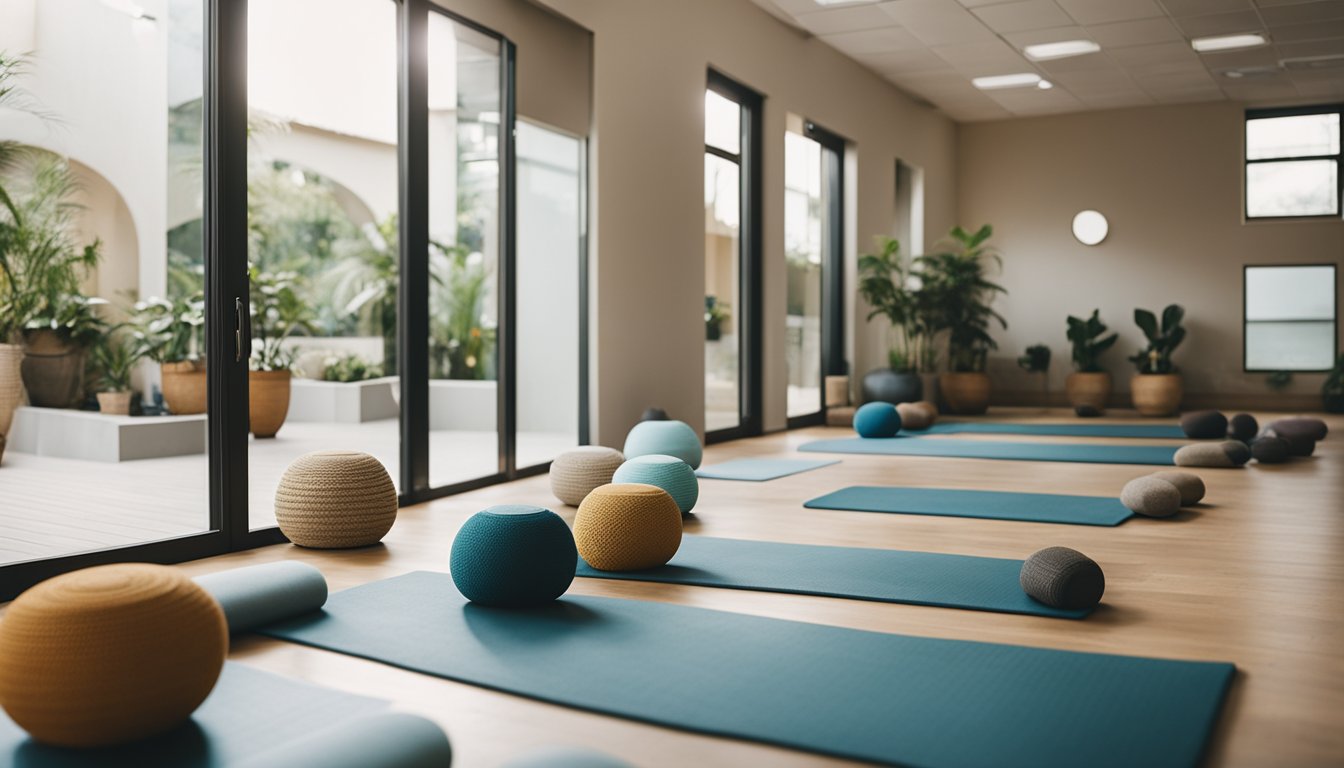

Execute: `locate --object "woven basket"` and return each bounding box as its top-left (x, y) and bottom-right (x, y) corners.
top-left (275, 450), bottom-right (398, 548)
top-left (161, 360), bottom-right (207, 415)
top-left (549, 446), bottom-right (625, 506)
top-left (574, 483), bottom-right (682, 571)
top-left (0, 343), bottom-right (25, 437)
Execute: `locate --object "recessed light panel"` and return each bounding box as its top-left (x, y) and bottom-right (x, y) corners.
top-left (972, 73), bottom-right (1043, 90)
top-left (1191, 33), bottom-right (1267, 53)
top-left (1024, 40), bottom-right (1101, 61)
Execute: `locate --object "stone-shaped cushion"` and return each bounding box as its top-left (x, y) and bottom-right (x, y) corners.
top-left (613, 454), bottom-right (699, 514)
top-left (275, 451), bottom-right (398, 549)
top-left (1250, 436), bottom-right (1290, 464)
top-left (450, 505), bottom-right (577, 607)
top-left (1180, 410), bottom-right (1228, 439)
top-left (574, 484), bottom-right (683, 571)
top-left (895, 402), bottom-right (932, 431)
top-left (1019, 547), bottom-right (1105, 610)
top-left (1227, 413), bottom-right (1258, 443)
top-left (624, 420), bottom-right (703, 469)
top-left (912, 401), bottom-right (939, 424)
top-left (1267, 417), bottom-right (1327, 442)
top-left (1263, 421), bottom-right (1322, 456)
top-left (1120, 476), bottom-right (1182, 517)
top-left (550, 446), bottom-right (625, 506)
top-left (1174, 441), bottom-right (1251, 468)
top-left (641, 407), bottom-right (669, 422)
top-left (1074, 405), bottom-right (1101, 418)
top-left (1148, 470), bottom-right (1206, 506)
top-left (853, 402), bottom-right (902, 438)
top-left (0, 564), bottom-right (227, 747)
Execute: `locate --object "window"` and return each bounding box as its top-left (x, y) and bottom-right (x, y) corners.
top-left (1244, 264), bottom-right (1338, 371)
top-left (1245, 106), bottom-right (1342, 219)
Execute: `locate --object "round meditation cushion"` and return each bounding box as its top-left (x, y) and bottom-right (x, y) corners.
top-left (1019, 547), bottom-right (1105, 610)
top-left (1267, 417), bottom-right (1327, 442)
top-left (550, 446), bottom-right (625, 506)
top-left (913, 400), bottom-right (939, 424)
top-left (1180, 410), bottom-right (1228, 440)
top-left (853, 401), bottom-right (902, 438)
top-left (275, 450), bottom-right (397, 548)
top-left (1263, 422), bottom-right (1320, 456)
top-left (623, 420), bottom-right (703, 469)
top-left (640, 407), bottom-right (669, 422)
top-left (1074, 405), bottom-right (1101, 418)
top-left (1250, 435), bottom-right (1290, 464)
top-left (1227, 413), bottom-right (1258, 443)
top-left (574, 483), bottom-right (682, 571)
top-left (1174, 441), bottom-right (1251, 468)
top-left (612, 454), bottom-right (699, 514)
top-left (450, 505), bottom-right (577, 607)
top-left (1149, 470), bottom-right (1206, 506)
top-left (505, 747), bottom-right (634, 768)
top-left (0, 564), bottom-right (227, 747)
top-left (895, 402), bottom-right (932, 430)
top-left (1120, 476), bottom-right (1182, 517)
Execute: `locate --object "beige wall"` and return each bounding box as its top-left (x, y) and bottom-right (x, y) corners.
top-left (531, 0), bottom-right (958, 445)
top-left (958, 101), bottom-right (1344, 411)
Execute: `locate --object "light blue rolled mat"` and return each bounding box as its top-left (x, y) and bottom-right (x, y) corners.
top-left (239, 713), bottom-right (452, 768)
top-left (503, 747), bottom-right (632, 768)
top-left (194, 561), bottom-right (328, 634)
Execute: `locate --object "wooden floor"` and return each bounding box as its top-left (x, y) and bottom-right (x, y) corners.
top-left (62, 410), bottom-right (1344, 765)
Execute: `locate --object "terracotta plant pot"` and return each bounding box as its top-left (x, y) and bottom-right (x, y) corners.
top-left (249, 369), bottom-right (292, 439)
top-left (1131, 373), bottom-right (1183, 416)
top-left (20, 330), bottom-right (85, 408)
top-left (161, 360), bottom-right (207, 415)
top-left (941, 371), bottom-right (991, 415)
top-left (0, 343), bottom-right (24, 437)
top-left (97, 391), bottom-right (133, 416)
top-left (1065, 371), bottom-right (1112, 414)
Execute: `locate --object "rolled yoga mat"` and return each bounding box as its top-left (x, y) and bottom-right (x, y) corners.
top-left (924, 422), bottom-right (1186, 439)
top-left (262, 572), bottom-right (1235, 768)
top-left (575, 535), bottom-right (1091, 618)
top-left (694, 457), bottom-right (839, 482)
top-left (195, 561), bottom-right (329, 633)
top-left (237, 713), bottom-right (452, 768)
top-left (805, 486), bottom-right (1134, 526)
top-left (799, 436), bottom-right (1179, 466)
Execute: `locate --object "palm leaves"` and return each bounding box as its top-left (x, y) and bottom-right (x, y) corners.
top-left (1066, 309), bottom-right (1118, 372)
top-left (917, 224), bottom-right (1007, 373)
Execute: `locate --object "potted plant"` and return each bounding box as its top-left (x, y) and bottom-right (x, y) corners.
top-left (0, 52), bottom-right (41, 440)
top-left (705, 296), bottom-right (729, 342)
top-left (90, 328), bottom-right (145, 415)
top-left (132, 294), bottom-right (207, 415)
top-left (249, 266), bottom-right (310, 438)
top-left (918, 225), bottom-right (1006, 415)
top-left (23, 293), bottom-right (107, 408)
top-left (1128, 304), bottom-right (1185, 416)
top-left (1323, 353), bottom-right (1343, 414)
top-left (1016, 344), bottom-right (1051, 407)
top-left (858, 236), bottom-right (926, 404)
top-left (1065, 309), bottom-right (1118, 415)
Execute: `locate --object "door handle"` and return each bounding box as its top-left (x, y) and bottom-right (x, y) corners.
top-left (235, 297), bottom-right (249, 363)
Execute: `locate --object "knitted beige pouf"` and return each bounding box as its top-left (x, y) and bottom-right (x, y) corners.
top-left (275, 450), bottom-right (398, 548)
top-left (574, 483), bottom-right (682, 571)
top-left (0, 564), bottom-right (227, 747)
top-left (550, 446), bottom-right (625, 506)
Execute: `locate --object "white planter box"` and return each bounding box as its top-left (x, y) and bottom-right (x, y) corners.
top-left (288, 377), bottom-right (400, 423)
top-left (429, 379), bottom-right (497, 431)
top-left (7, 406), bottom-right (206, 462)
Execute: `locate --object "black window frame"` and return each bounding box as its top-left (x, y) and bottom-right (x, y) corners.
top-left (1244, 104), bottom-right (1344, 221)
top-left (1242, 262), bottom-right (1339, 374)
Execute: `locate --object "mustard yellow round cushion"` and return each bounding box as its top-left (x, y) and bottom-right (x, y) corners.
top-left (0, 564), bottom-right (227, 747)
top-left (275, 450), bottom-right (398, 548)
top-left (574, 483), bottom-right (683, 571)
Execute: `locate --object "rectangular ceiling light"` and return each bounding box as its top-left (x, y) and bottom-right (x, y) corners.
top-left (972, 73), bottom-right (1043, 90)
top-left (1024, 40), bottom-right (1101, 61)
top-left (1191, 33), bottom-right (1267, 52)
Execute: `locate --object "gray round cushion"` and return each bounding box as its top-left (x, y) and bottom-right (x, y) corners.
top-left (1020, 547), bottom-right (1105, 610)
top-left (1268, 417), bottom-right (1327, 442)
top-left (640, 407), bottom-right (669, 422)
top-left (1174, 441), bottom-right (1250, 468)
top-left (1120, 476), bottom-right (1182, 517)
top-left (1180, 410), bottom-right (1228, 439)
top-left (1148, 470), bottom-right (1205, 506)
top-left (1251, 436), bottom-right (1290, 464)
top-left (1263, 423), bottom-right (1319, 456)
top-left (1227, 413), bottom-right (1258, 442)
top-left (895, 402), bottom-right (932, 430)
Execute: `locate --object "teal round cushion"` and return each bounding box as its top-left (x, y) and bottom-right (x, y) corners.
top-left (612, 454), bottom-right (699, 514)
top-left (623, 420), bottom-right (702, 469)
top-left (854, 402), bottom-right (902, 438)
top-left (450, 505), bottom-right (577, 607)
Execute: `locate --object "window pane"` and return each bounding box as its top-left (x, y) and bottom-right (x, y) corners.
top-left (1246, 322), bottom-right (1336, 370)
top-left (704, 153), bottom-right (740, 433)
top-left (1246, 160), bottom-right (1338, 217)
top-left (785, 132), bottom-right (823, 419)
top-left (1245, 266), bottom-right (1337, 371)
top-left (1246, 113), bottom-right (1339, 160)
top-left (704, 89), bottom-right (740, 155)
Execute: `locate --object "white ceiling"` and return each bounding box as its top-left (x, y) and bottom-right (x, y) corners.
top-left (752, 0), bottom-right (1344, 121)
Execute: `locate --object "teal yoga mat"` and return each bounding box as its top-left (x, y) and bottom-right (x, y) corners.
top-left (800, 436), bottom-right (1178, 465)
top-left (262, 572), bottom-right (1235, 768)
top-left (695, 458), bottom-right (838, 481)
top-left (576, 535), bottom-right (1088, 618)
top-left (923, 422), bottom-right (1186, 439)
top-left (805, 486), bottom-right (1134, 526)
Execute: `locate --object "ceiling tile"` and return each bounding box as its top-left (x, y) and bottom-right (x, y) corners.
top-left (1078, 91), bottom-right (1156, 107)
top-left (819, 26), bottom-right (926, 54)
top-left (1055, 0), bottom-right (1166, 25)
top-left (1198, 44), bottom-right (1282, 68)
top-left (1173, 10), bottom-right (1264, 37)
top-left (1220, 81), bottom-right (1303, 99)
top-left (880, 0), bottom-right (999, 45)
top-left (1036, 51), bottom-right (1122, 71)
top-left (855, 47), bottom-right (955, 73)
top-left (1266, 19), bottom-right (1344, 41)
top-left (793, 4), bottom-right (903, 35)
top-left (1150, 89), bottom-right (1225, 103)
top-left (932, 38), bottom-right (1036, 73)
top-left (1160, 0), bottom-right (1253, 15)
top-left (956, 0), bottom-right (1028, 7)
top-left (1085, 17), bottom-right (1185, 47)
top-left (985, 86), bottom-right (1085, 112)
top-left (1258, 1), bottom-right (1344, 25)
top-left (971, 0), bottom-right (1074, 32)
top-left (1275, 38), bottom-right (1344, 58)
top-left (1290, 77), bottom-right (1344, 98)
top-left (1001, 24), bottom-right (1091, 47)
top-left (1106, 40), bottom-right (1202, 64)
top-left (762, 0), bottom-right (846, 15)
top-left (1050, 67), bottom-right (1140, 89)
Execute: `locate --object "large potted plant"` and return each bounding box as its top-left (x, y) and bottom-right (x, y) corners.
top-left (1323, 352), bottom-right (1343, 414)
top-left (0, 52), bottom-right (38, 440)
top-left (857, 236), bottom-right (926, 404)
top-left (133, 294), bottom-right (207, 415)
top-left (1128, 304), bottom-right (1185, 416)
top-left (1065, 309), bottom-right (1119, 415)
top-left (90, 328), bottom-right (145, 416)
top-left (919, 225), bottom-right (1006, 415)
top-left (249, 266), bottom-right (309, 438)
top-left (23, 293), bottom-right (107, 408)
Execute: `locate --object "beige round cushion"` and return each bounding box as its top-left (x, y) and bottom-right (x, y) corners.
top-left (275, 450), bottom-right (398, 548)
top-left (550, 446), bottom-right (625, 506)
top-left (0, 564), bottom-right (227, 747)
top-left (896, 402), bottom-right (932, 430)
top-left (1120, 476), bottom-right (1182, 518)
top-left (1149, 470), bottom-right (1205, 506)
top-left (574, 483), bottom-right (682, 571)
top-left (913, 400), bottom-right (939, 424)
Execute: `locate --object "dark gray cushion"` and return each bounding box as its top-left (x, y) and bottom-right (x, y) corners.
top-left (1268, 418), bottom-right (1327, 442)
top-left (1150, 470), bottom-right (1206, 506)
top-left (1020, 547), bottom-right (1105, 610)
top-left (1250, 436), bottom-right (1289, 464)
top-left (1180, 410), bottom-right (1227, 440)
top-left (1227, 413), bottom-right (1258, 443)
top-left (640, 407), bottom-right (669, 422)
top-left (1264, 423), bottom-right (1320, 456)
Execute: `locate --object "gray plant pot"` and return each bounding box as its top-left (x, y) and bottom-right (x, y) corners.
top-left (861, 368), bottom-right (923, 405)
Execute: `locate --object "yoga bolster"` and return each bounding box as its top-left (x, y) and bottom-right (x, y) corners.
top-left (1020, 547), bottom-right (1105, 610)
top-left (1120, 476), bottom-right (1181, 517)
top-left (1180, 410), bottom-right (1228, 440)
top-left (196, 561), bottom-right (329, 634)
top-left (895, 402), bottom-right (932, 430)
top-left (1267, 417), bottom-right (1327, 442)
top-left (1250, 436), bottom-right (1289, 464)
top-left (853, 402), bottom-right (901, 438)
top-left (504, 747), bottom-right (634, 768)
top-left (238, 713), bottom-right (452, 768)
top-left (1150, 471), bottom-right (1206, 506)
top-left (1227, 413), bottom-right (1258, 443)
top-left (1174, 441), bottom-right (1250, 468)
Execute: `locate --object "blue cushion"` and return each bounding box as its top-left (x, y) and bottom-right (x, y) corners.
top-left (613, 455), bottom-right (699, 514)
top-left (853, 402), bottom-right (902, 438)
top-left (450, 505), bottom-right (577, 607)
top-left (623, 420), bottom-right (702, 468)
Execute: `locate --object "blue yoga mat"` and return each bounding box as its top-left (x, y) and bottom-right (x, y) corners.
top-left (924, 422), bottom-right (1186, 439)
top-left (806, 486), bottom-right (1134, 526)
top-left (0, 663), bottom-right (385, 767)
top-left (695, 458), bottom-right (838, 481)
top-left (800, 436), bottom-right (1178, 465)
top-left (576, 535), bottom-right (1088, 618)
top-left (262, 572), bottom-right (1234, 768)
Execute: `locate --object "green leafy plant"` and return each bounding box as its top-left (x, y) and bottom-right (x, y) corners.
top-left (322, 353), bottom-right (383, 383)
top-left (318, 215), bottom-right (402, 373)
top-left (429, 247), bottom-right (494, 380)
top-left (131, 294), bottom-right (206, 364)
top-left (1266, 371), bottom-right (1293, 391)
top-left (249, 266), bottom-right (311, 372)
top-left (91, 328), bottom-right (146, 392)
top-left (1323, 354), bottom-right (1343, 398)
top-left (705, 296), bottom-right (730, 341)
top-left (916, 224), bottom-right (1007, 373)
top-left (858, 236), bottom-right (935, 373)
top-left (1017, 344), bottom-right (1051, 373)
top-left (1066, 309), bottom-right (1118, 372)
top-left (1129, 304), bottom-right (1185, 374)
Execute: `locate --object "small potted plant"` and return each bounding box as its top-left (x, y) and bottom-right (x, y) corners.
top-left (919, 225), bottom-right (1006, 415)
top-left (1065, 309), bottom-right (1119, 415)
top-left (249, 267), bottom-right (310, 438)
top-left (90, 329), bottom-right (145, 416)
top-left (1128, 304), bottom-right (1185, 416)
top-left (132, 294), bottom-right (207, 415)
top-left (1017, 344), bottom-right (1051, 407)
top-left (858, 236), bottom-right (928, 404)
top-left (705, 296), bottom-right (729, 342)
top-left (1324, 353), bottom-right (1344, 413)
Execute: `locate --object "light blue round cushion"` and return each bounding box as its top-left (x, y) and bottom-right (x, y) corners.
top-left (612, 454), bottom-right (699, 514)
top-left (450, 505), bottom-right (577, 607)
top-left (623, 419), bottom-right (703, 469)
top-left (854, 401), bottom-right (902, 438)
